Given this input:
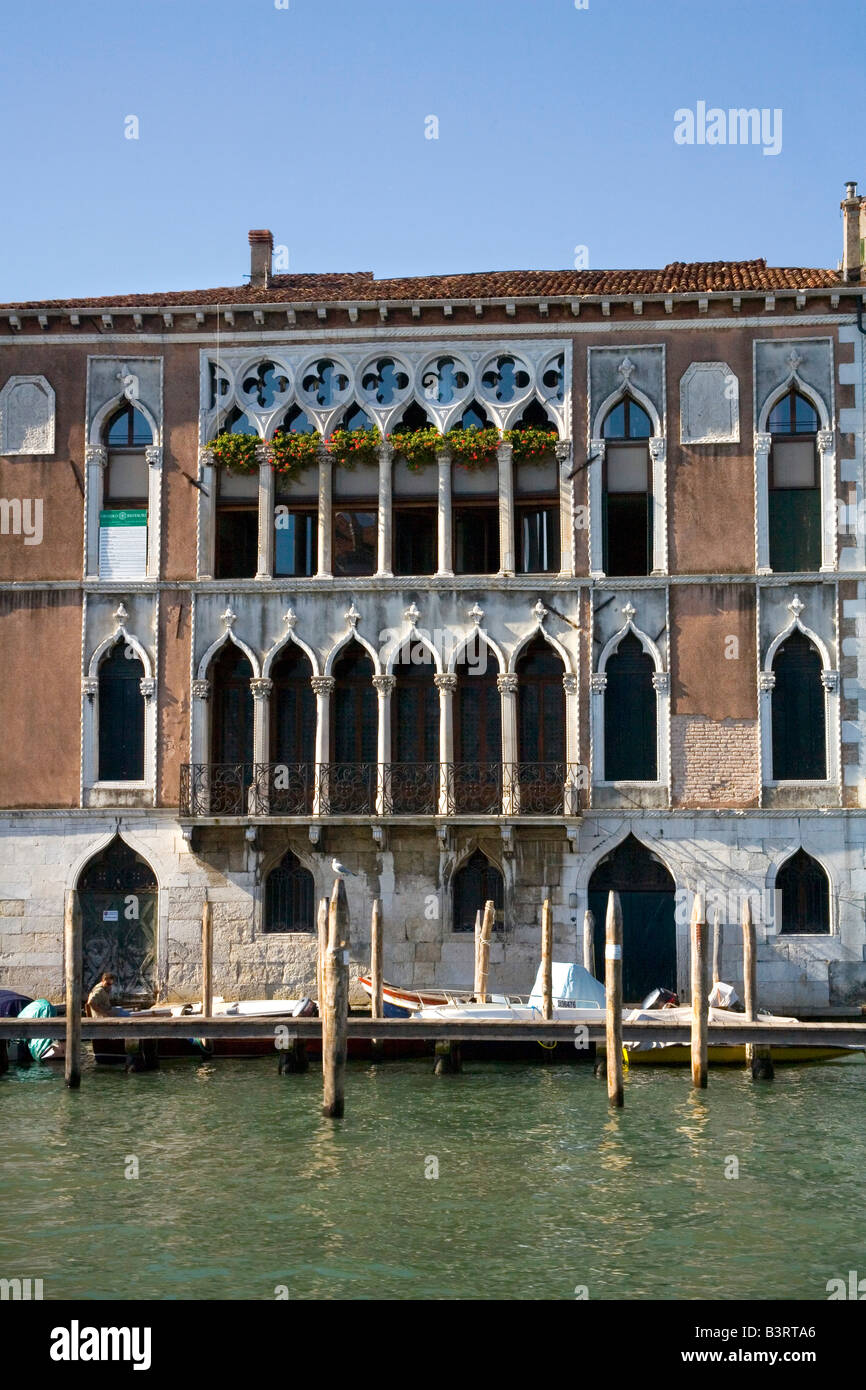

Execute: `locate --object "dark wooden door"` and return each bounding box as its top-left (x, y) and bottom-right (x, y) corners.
top-left (589, 835), bottom-right (676, 1003)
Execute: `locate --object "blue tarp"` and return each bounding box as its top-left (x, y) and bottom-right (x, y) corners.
top-left (528, 962), bottom-right (606, 1009)
top-left (15, 998), bottom-right (58, 1061)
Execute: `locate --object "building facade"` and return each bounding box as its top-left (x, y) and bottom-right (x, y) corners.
top-left (2, 190), bottom-right (866, 1012)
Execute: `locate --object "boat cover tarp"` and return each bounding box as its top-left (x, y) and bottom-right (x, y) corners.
top-left (528, 962), bottom-right (606, 1009)
top-left (0, 989), bottom-right (32, 1019)
top-left (15, 998), bottom-right (57, 1061)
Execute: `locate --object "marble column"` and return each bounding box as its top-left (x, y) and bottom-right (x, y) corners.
top-left (317, 446), bottom-right (333, 578)
top-left (555, 439), bottom-right (575, 577)
top-left (373, 673), bottom-right (395, 813)
top-left (145, 444), bottom-right (163, 579)
top-left (376, 439), bottom-right (394, 577)
top-left (85, 445), bottom-right (107, 577)
top-left (435, 672), bottom-right (457, 814)
top-left (251, 677), bottom-right (273, 812)
top-left (311, 674), bottom-right (334, 814)
top-left (436, 450), bottom-right (454, 577)
top-left (255, 445), bottom-right (275, 580)
top-left (497, 439), bottom-right (515, 576)
top-left (498, 672), bottom-right (519, 813)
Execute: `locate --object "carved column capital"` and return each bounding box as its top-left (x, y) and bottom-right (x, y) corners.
top-left (85, 445), bottom-right (108, 469)
top-left (82, 676), bottom-right (99, 701)
top-left (311, 675), bottom-right (335, 696)
top-left (436, 449), bottom-right (453, 467)
top-left (251, 678), bottom-right (273, 700)
top-left (820, 669), bottom-right (839, 693)
top-left (192, 678), bottom-right (211, 701)
top-left (373, 674), bottom-right (396, 695)
top-left (758, 671), bottom-right (776, 693)
top-left (555, 439), bottom-right (572, 464)
top-left (590, 672), bottom-right (607, 694)
top-left (562, 673), bottom-right (578, 695)
top-left (590, 438), bottom-right (606, 462)
top-left (496, 439), bottom-right (514, 462)
top-left (497, 673), bottom-right (519, 695)
top-left (754, 432), bottom-right (772, 457)
top-left (648, 437), bottom-right (667, 464)
top-left (651, 670), bottom-right (670, 694)
top-left (434, 672), bottom-right (458, 693)
top-left (145, 445), bottom-right (163, 469)
top-left (817, 429), bottom-right (835, 453)
top-left (139, 677), bottom-right (156, 700)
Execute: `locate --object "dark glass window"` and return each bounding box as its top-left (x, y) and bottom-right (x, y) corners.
top-left (517, 638), bottom-right (565, 763)
top-left (332, 644), bottom-right (376, 763)
top-left (516, 505), bottom-right (560, 573)
top-left (769, 391), bottom-right (820, 571)
top-left (603, 633), bottom-right (657, 781)
top-left (771, 630), bottom-right (826, 779)
top-left (393, 649), bottom-right (438, 763)
top-left (271, 645), bottom-right (315, 764)
top-left (98, 642), bottom-right (145, 781)
top-left (452, 851), bottom-right (504, 933)
top-left (454, 506), bottom-right (499, 574)
top-left (216, 509), bottom-right (258, 579)
top-left (333, 510), bottom-right (376, 576)
top-left (210, 645), bottom-right (254, 764)
top-left (455, 654), bottom-right (501, 763)
top-left (602, 398), bottom-right (652, 439)
top-left (602, 398), bottom-right (652, 577)
top-left (265, 851), bottom-right (314, 933)
top-left (275, 509), bottom-right (316, 576)
top-left (105, 403), bottom-right (153, 448)
top-left (778, 849), bottom-right (830, 934)
top-left (394, 507), bottom-right (436, 575)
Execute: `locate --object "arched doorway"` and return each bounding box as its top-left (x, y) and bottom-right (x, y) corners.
top-left (78, 836), bottom-right (158, 1005)
top-left (588, 834), bottom-right (676, 1003)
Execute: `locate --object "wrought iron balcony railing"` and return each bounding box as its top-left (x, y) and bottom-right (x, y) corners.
top-left (180, 763), bottom-right (584, 818)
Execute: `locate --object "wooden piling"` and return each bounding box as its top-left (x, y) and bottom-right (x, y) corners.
top-left (279, 1038), bottom-right (309, 1074)
top-left (690, 893), bottom-right (708, 1089)
top-left (605, 890), bottom-right (623, 1107)
top-left (322, 878), bottom-right (350, 1118)
top-left (476, 899), bottom-right (495, 1004)
top-left (472, 908), bottom-right (483, 999)
top-left (433, 1041), bottom-right (462, 1075)
top-left (712, 908), bottom-right (723, 988)
top-left (541, 898), bottom-right (553, 1021)
top-left (0, 1037), bottom-right (7, 1075)
top-left (583, 909), bottom-right (596, 978)
top-left (370, 898), bottom-right (384, 1060)
top-left (201, 899), bottom-right (213, 1019)
top-left (64, 889), bottom-right (82, 1089)
top-left (742, 897), bottom-right (774, 1080)
top-left (316, 896), bottom-right (329, 1010)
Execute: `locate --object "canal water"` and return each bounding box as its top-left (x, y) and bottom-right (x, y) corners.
top-left (2, 1054), bottom-right (864, 1301)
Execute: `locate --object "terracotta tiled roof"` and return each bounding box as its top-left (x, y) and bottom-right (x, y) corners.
top-left (0, 260), bottom-right (841, 311)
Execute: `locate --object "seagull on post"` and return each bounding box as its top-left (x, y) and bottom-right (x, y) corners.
top-left (331, 857), bottom-right (356, 878)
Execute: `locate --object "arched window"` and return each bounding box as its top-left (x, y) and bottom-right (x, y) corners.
top-left (214, 410), bottom-right (259, 580)
top-left (604, 633), bottom-right (657, 780)
top-left (339, 403), bottom-right (373, 432)
top-left (264, 850), bottom-right (315, 933)
top-left (516, 637), bottom-right (565, 810)
top-left (453, 645), bottom-right (502, 812)
top-left (452, 850), bottom-right (504, 934)
top-left (101, 404), bottom-right (153, 578)
top-left (602, 397), bottom-right (652, 577)
top-left (391, 644), bottom-right (438, 812)
top-left (459, 401), bottom-right (489, 430)
top-left (270, 644), bottom-right (315, 813)
top-left (98, 641), bottom-right (145, 781)
top-left (78, 836), bottom-right (158, 1003)
top-left (777, 848), bottom-right (830, 934)
top-left (330, 642), bottom-right (377, 812)
top-left (768, 389), bottom-right (820, 571)
top-left (771, 629), bottom-right (826, 779)
top-left (209, 645), bottom-right (254, 813)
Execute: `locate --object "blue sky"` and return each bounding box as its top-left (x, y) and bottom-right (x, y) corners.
top-left (1, 0), bottom-right (863, 301)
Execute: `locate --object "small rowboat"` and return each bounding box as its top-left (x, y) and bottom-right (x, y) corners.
top-left (357, 976), bottom-right (473, 1017)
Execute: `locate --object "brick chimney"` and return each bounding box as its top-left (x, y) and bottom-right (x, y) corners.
top-left (248, 229), bottom-right (273, 289)
top-left (841, 183), bottom-right (864, 283)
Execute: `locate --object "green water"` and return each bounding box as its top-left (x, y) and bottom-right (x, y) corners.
top-left (1, 1054), bottom-right (864, 1301)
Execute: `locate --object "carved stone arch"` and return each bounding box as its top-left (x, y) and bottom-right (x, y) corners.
top-left (66, 828), bottom-right (162, 896)
top-left (507, 622), bottom-right (572, 675)
top-left (499, 397), bottom-right (563, 435)
top-left (764, 609), bottom-right (832, 674)
top-left (573, 822), bottom-right (677, 897)
top-left (259, 835), bottom-right (319, 883)
top-left (592, 381), bottom-right (661, 440)
top-left (598, 617), bottom-right (664, 674)
top-left (262, 627), bottom-right (321, 679)
top-left (385, 627), bottom-right (443, 676)
top-left (209, 406), bottom-right (264, 441)
top-left (323, 625), bottom-right (382, 677)
top-left (757, 374), bottom-right (830, 433)
top-left (766, 842), bottom-right (834, 934)
top-left (197, 628), bottom-right (261, 681)
top-left (91, 392), bottom-right (159, 447)
top-left (447, 628), bottom-right (506, 674)
top-left (88, 625), bottom-right (153, 681)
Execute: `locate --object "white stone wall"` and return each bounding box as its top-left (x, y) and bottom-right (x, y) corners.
top-left (1, 810), bottom-right (865, 1014)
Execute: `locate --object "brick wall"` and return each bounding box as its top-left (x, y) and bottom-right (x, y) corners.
top-left (671, 715), bottom-right (758, 806)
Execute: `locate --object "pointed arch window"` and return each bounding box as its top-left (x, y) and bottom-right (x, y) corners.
top-left (771, 629), bottom-right (826, 780)
top-left (100, 403), bottom-right (153, 578)
top-left (452, 850), bottom-right (504, 933)
top-left (603, 633), bottom-right (657, 780)
top-left (270, 644), bottom-right (316, 813)
top-left (768, 389), bottom-right (820, 571)
top-left (98, 641), bottom-right (145, 781)
top-left (602, 397), bottom-right (652, 577)
top-left (777, 848), bottom-right (830, 934)
top-left (391, 645), bottom-right (438, 812)
top-left (264, 850), bottom-right (315, 933)
top-left (330, 642), bottom-right (377, 812)
top-left (453, 645), bottom-right (502, 812)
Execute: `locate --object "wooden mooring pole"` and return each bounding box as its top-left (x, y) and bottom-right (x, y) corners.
top-left (541, 898), bottom-right (553, 1021)
top-left (370, 897), bottom-right (384, 1060)
top-left (322, 878), bottom-right (350, 1118)
top-left (742, 897), bottom-right (774, 1080)
top-left (605, 890), bottom-right (623, 1107)
top-left (690, 893), bottom-right (708, 1090)
top-left (476, 899), bottom-right (494, 1005)
top-left (583, 909), bottom-right (596, 978)
top-left (472, 908), bottom-right (482, 999)
top-left (201, 899), bottom-right (213, 1019)
top-left (316, 896), bottom-right (328, 1009)
top-left (712, 907), bottom-right (723, 988)
top-left (64, 889), bottom-right (82, 1089)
